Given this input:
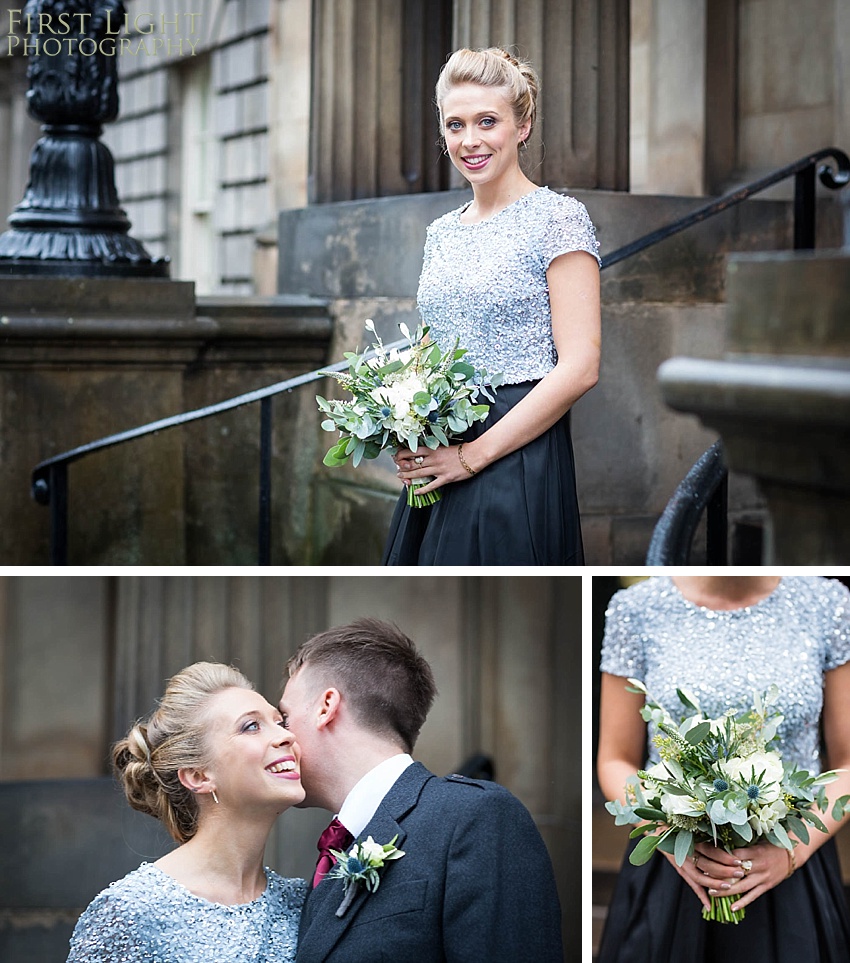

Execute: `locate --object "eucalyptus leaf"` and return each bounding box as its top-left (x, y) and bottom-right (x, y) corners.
top-left (785, 814), bottom-right (809, 844)
top-left (634, 807), bottom-right (667, 822)
top-left (684, 721), bottom-right (711, 745)
top-left (676, 688), bottom-right (702, 715)
top-left (799, 809), bottom-right (828, 833)
top-left (629, 834), bottom-right (663, 866)
top-left (674, 830), bottom-right (693, 867)
top-left (734, 819), bottom-right (753, 843)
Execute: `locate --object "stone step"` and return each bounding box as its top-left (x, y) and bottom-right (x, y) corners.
top-left (278, 189), bottom-right (843, 305)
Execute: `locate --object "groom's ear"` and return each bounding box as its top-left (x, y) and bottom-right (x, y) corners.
top-left (316, 687), bottom-right (342, 730)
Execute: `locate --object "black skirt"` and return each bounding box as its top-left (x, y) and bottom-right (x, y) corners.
top-left (597, 837), bottom-right (850, 963)
top-left (381, 380), bottom-right (584, 566)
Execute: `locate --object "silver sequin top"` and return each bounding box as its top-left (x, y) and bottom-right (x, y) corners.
top-left (67, 863), bottom-right (306, 963)
top-left (600, 576), bottom-right (850, 772)
top-left (417, 187), bottom-right (601, 384)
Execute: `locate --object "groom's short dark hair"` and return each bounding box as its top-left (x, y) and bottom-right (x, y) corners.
top-left (286, 618), bottom-right (437, 752)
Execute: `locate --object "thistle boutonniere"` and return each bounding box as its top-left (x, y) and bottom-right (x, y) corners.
top-left (327, 834), bottom-right (405, 917)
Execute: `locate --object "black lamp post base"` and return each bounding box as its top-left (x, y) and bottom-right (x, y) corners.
top-left (0, 228), bottom-right (169, 277)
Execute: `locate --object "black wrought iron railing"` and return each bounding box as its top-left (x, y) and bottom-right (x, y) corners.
top-left (30, 147), bottom-right (850, 564)
top-left (644, 440), bottom-right (728, 565)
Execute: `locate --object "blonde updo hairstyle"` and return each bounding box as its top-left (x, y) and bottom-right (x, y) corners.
top-left (112, 662), bottom-right (253, 844)
top-left (435, 47), bottom-right (540, 147)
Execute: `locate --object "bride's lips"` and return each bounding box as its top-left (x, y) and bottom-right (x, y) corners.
top-left (265, 755), bottom-right (301, 780)
top-left (461, 154), bottom-right (491, 170)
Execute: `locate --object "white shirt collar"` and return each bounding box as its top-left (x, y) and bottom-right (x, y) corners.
top-left (337, 753), bottom-right (414, 838)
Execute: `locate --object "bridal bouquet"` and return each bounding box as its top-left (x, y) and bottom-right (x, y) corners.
top-left (317, 320), bottom-right (502, 507)
top-left (606, 680), bottom-right (850, 924)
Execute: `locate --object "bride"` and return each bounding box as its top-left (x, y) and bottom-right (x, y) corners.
top-left (67, 662), bottom-right (306, 962)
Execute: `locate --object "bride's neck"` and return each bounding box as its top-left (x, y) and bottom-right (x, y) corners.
top-left (155, 814), bottom-right (272, 905)
top-left (467, 171), bottom-right (536, 219)
top-left (671, 576), bottom-right (781, 610)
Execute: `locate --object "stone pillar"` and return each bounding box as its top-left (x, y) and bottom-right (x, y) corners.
top-left (630, 0), bottom-right (706, 195)
top-left (309, 0), bottom-right (452, 202)
top-left (269, 0), bottom-right (312, 211)
top-left (110, 576), bottom-right (331, 735)
top-left (658, 251), bottom-right (850, 563)
top-left (453, 0), bottom-right (629, 190)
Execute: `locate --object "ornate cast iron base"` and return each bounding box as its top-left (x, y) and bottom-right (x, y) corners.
top-left (0, 123), bottom-right (168, 277)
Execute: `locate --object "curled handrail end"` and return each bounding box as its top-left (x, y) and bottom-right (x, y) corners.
top-left (31, 475), bottom-right (50, 506)
top-left (818, 148), bottom-right (850, 189)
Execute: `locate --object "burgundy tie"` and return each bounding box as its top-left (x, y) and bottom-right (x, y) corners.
top-left (313, 817), bottom-right (353, 887)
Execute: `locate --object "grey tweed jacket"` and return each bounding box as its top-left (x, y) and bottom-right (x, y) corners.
top-left (294, 761), bottom-right (564, 963)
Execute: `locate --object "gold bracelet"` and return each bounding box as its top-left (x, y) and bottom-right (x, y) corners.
top-left (786, 848), bottom-right (796, 878)
top-left (457, 444), bottom-right (476, 476)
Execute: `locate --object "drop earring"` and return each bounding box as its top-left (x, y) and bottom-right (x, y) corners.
top-left (212, 790), bottom-right (219, 804)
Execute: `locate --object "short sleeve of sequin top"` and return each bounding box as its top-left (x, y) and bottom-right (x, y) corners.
top-left (417, 187), bottom-right (601, 384)
top-left (537, 192), bottom-right (600, 269)
top-left (599, 580), bottom-right (653, 680)
top-left (820, 577), bottom-right (850, 670)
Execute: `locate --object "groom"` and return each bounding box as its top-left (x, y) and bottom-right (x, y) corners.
top-left (279, 617), bottom-right (564, 963)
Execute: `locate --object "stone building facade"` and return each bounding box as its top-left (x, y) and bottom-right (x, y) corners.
top-left (0, 0), bottom-right (847, 563)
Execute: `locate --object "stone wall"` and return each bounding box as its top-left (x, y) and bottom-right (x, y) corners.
top-left (97, 0), bottom-right (305, 293)
top-left (0, 279), bottom-right (332, 565)
top-left (629, 0), bottom-right (850, 196)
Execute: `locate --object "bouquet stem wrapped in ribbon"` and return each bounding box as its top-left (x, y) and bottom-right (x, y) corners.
top-left (317, 320), bottom-right (502, 507)
top-left (606, 681), bottom-right (850, 924)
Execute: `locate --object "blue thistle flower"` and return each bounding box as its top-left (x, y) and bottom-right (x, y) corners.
top-left (747, 785), bottom-right (760, 801)
top-left (346, 857), bottom-right (365, 874)
top-left (713, 778), bottom-right (729, 792)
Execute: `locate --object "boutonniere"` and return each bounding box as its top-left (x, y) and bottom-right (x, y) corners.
top-left (327, 834), bottom-right (405, 917)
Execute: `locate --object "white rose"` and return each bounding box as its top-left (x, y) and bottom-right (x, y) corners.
top-left (359, 837), bottom-right (386, 865)
top-left (644, 762), bottom-right (670, 781)
top-left (721, 750), bottom-right (783, 783)
top-left (660, 792), bottom-right (702, 818)
top-left (721, 750), bottom-right (784, 803)
top-left (749, 798), bottom-right (789, 835)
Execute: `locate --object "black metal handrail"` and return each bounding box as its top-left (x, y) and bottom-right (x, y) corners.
top-left (645, 440), bottom-right (728, 565)
top-left (30, 147), bottom-right (850, 564)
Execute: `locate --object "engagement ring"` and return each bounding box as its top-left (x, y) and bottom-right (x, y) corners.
top-left (414, 456), bottom-right (424, 465)
top-left (741, 859), bottom-right (753, 875)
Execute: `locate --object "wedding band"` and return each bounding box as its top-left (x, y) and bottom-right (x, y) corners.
top-left (414, 456), bottom-right (424, 465)
top-left (741, 859), bottom-right (752, 875)
top-left (693, 854), bottom-right (701, 868)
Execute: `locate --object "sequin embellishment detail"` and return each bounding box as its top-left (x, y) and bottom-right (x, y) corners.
top-left (417, 187), bottom-right (600, 385)
top-left (600, 576), bottom-right (850, 772)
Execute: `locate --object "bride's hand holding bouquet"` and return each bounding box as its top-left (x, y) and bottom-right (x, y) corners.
top-left (606, 681), bottom-right (850, 923)
top-left (317, 320), bottom-right (501, 507)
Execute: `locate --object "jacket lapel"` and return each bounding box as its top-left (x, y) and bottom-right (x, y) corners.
top-left (297, 762), bottom-right (432, 962)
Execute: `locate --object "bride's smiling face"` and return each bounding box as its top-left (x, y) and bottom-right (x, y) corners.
top-left (440, 83), bottom-right (530, 187)
top-left (200, 688), bottom-right (305, 811)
